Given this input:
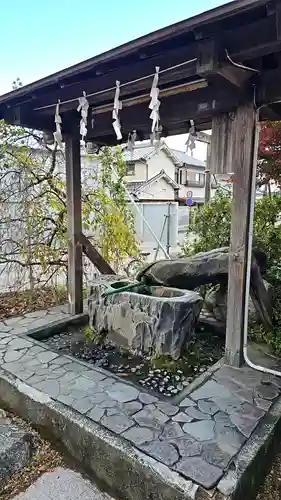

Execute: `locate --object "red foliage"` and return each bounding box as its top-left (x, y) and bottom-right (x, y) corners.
top-left (259, 121), bottom-right (281, 164)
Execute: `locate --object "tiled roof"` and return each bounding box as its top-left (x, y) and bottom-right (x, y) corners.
top-left (121, 141), bottom-right (205, 169)
top-left (122, 144), bottom-right (155, 162)
top-left (170, 149), bottom-right (206, 168)
top-left (125, 181), bottom-right (146, 193)
top-left (126, 169), bottom-right (180, 194)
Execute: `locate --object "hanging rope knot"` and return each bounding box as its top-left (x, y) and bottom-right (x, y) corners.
top-left (127, 130), bottom-right (137, 160)
top-left (53, 99), bottom-right (63, 150)
top-left (112, 80), bottom-right (122, 140)
top-left (77, 91), bottom-right (89, 145)
top-left (185, 119), bottom-right (197, 156)
top-left (149, 67), bottom-right (161, 145)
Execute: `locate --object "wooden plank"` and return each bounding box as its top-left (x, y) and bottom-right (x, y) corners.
top-left (210, 113), bottom-right (234, 175)
top-left (65, 135), bottom-right (83, 315)
top-left (225, 102), bottom-right (257, 367)
top-left (79, 233), bottom-right (115, 275)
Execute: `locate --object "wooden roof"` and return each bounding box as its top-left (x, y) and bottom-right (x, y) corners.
top-left (1, 0), bottom-right (281, 144)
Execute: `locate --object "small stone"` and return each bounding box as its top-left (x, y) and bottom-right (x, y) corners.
top-left (141, 440), bottom-right (179, 467)
top-left (214, 412), bottom-right (235, 427)
top-left (160, 422), bottom-right (184, 440)
top-left (202, 442), bottom-right (232, 469)
top-left (138, 393), bottom-right (158, 404)
top-left (185, 407), bottom-right (212, 421)
top-left (174, 457), bottom-right (223, 489)
top-left (72, 397), bottom-right (94, 414)
top-left (215, 423), bottom-right (246, 455)
top-left (87, 406), bottom-right (106, 422)
top-left (4, 350), bottom-right (24, 363)
top-left (170, 436), bottom-right (202, 458)
top-left (155, 402), bottom-right (178, 416)
top-left (122, 426), bottom-right (159, 445)
top-left (36, 351), bottom-right (58, 363)
top-left (254, 397), bottom-right (272, 411)
top-left (183, 421), bottom-right (215, 441)
top-left (256, 383), bottom-right (279, 401)
top-left (101, 413), bottom-right (134, 434)
top-left (191, 380), bottom-right (232, 401)
top-left (122, 401), bottom-right (143, 415)
top-left (198, 399), bottom-right (219, 416)
top-left (133, 406), bottom-right (168, 429)
top-left (106, 383), bottom-right (139, 403)
top-left (172, 412), bottom-right (193, 423)
top-left (179, 397), bottom-right (196, 408)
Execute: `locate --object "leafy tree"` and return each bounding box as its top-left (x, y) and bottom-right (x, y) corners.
top-left (258, 120), bottom-right (281, 191)
top-left (0, 121), bottom-right (139, 291)
top-left (182, 188), bottom-right (281, 266)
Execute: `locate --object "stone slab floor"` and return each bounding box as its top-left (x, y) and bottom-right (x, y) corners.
top-left (12, 467), bottom-right (114, 500)
top-left (1, 305), bottom-right (281, 497)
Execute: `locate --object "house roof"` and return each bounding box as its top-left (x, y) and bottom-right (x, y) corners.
top-left (170, 149), bottom-right (206, 169)
top-left (126, 169), bottom-right (180, 194)
top-left (122, 141), bottom-right (205, 169)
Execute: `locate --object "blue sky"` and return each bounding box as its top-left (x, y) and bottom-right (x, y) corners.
top-left (0, 0), bottom-right (231, 154)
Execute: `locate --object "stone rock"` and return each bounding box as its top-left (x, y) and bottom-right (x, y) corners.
top-left (183, 420), bottom-right (215, 441)
top-left (136, 247), bottom-right (272, 329)
top-left (106, 383), bottom-right (139, 403)
top-left (87, 407), bottom-right (105, 422)
top-left (122, 426), bottom-right (160, 445)
top-left (88, 277), bottom-right (202, 359)
top-left (160, 422), bottom-right (184, 440)
top-left (169, 436), bottom-right (202, 457)
top-left (214, 423), bottom-right (246, 455)
top-left (202, 442), bottom-right (232, 469)
top-left (141, 440), bottom-right (179, 467)
top-left (133, 406), bottom-right (168, 429)
top-left (174, 457), bottom-right (223, 489)
top-left (138, 393), bottom-right (158, 404)
top-left (255, 383), bottom-right (279, 401)
top-left (185, 407), bottom-right (212, 421)
top-left (191, 380), bottom-right (232, 401)
top-left (122, 401), bottom-right (143, 415)
top-left (205, 279), bottom-right (273, 325)
top-left (179, 397), bottom-right (196, 408)
top-left (101, 413), bottom-right (134, 434)
top-left (155, 402), bottom-right (178, 416)
top-left (198, 399), bottom-right (220, 415)
top-left (0, 424), bottom-right (33, 486)
top-left (172, 412), bottom-right (193, 423)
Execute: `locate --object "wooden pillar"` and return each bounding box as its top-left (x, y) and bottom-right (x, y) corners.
top-left (205, 143), bottom-right (211, 204)
top-left (224, 103), bottom-right (257, 367)
top-left (65, 136), bottom-right (83, 315)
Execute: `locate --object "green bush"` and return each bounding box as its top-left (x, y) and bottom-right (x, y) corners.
top-left (183, 189), bottom-right (281, 354)
top-left (182, 189), bottom-right (281, 267)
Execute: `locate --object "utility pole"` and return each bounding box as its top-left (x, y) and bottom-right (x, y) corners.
top-left (195, 132), bottom-right (211, 204)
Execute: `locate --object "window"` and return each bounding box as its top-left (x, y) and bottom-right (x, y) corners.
top-left (126, 163), bottom-right (135, 175)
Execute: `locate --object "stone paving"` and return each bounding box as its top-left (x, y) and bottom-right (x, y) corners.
top-left (1, 306), bottom-right (281, 496)
top-left (12, 467), bottom-right (114, 500)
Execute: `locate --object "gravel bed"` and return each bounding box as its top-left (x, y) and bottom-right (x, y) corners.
top-left (41, 324), bottom-right (224, 398)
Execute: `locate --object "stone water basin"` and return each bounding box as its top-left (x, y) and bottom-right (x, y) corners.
top-left (88, 278), bottom-right (202, 359)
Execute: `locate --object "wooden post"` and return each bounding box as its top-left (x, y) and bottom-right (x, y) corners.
top-left (205, 143), bottom-right (211, 204)
top-left (225, 103), bottom-right (257, 367)
top-left (65, 135), bottom-right (83, 315)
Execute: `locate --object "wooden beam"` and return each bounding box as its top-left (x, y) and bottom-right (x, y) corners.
top-left (225, 102), bottom-right (257, 367)
top-left (65, 135), bottom-right (83, 315)
top-left (79, 233), bottom-right (116, 275)
top-left (210, 113), bottom-right (234, 175)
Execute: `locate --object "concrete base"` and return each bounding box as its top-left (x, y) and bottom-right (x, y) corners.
top-left (0, 416), bottom-right (34, 488)
top-left (12, 467), bottom-right (115, 500)
top-left (0, 306), bottom-right (281, 499)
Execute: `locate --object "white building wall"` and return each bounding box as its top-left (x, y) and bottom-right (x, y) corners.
top-left (137, 178), bottom-right (175, 201)
top-left (146, 150), bottom-right (175, 179)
